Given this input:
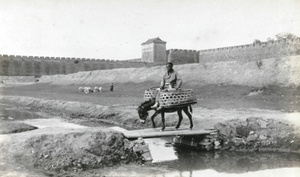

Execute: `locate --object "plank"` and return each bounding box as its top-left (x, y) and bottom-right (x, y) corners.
top-left (122, 127), bottom-right (216, 139)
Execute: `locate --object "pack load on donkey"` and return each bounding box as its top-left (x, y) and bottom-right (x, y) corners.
top-left (138, 87), bottom-right (197, 131)
top-left (143, 87), bottom-right (197, 108)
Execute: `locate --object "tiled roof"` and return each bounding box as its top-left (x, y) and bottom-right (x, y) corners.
top-left (141, 37), bottom-right (167, 45)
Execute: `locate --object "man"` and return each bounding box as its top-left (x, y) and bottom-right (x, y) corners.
top-left (110, 83), bottom-right (114, 92)
top-left (151, 62), bottom-right (182, 109)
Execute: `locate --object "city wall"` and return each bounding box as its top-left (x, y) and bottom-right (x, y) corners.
top-left (199, 38), bottom-right (300, 63)
top-left (38, 55), bottom-right (300, 87)
top-left (167, 49), bottom-right (199, 64)
top-left (168, 38), bottom-right (300, 64)
top-left (0, 55), bottom-right (159, 76)
top-left (1, 38), bottom-right (299, 76)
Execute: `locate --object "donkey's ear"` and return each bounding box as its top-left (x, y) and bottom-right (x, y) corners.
top-left (144, 101), bottom-right (154, 108)
top-left (149, 98), bottom-right (155, 104)
top-left (141, 99), bottom-right (151, 106)
top-left (140, 102), bottom-right (146, 107)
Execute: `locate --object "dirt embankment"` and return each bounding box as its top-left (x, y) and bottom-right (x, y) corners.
top-left (38, 55), bottom-right (300, 87)
top-left (0, 96), bottom-right (153, 129)
top-left (214, 117), bottom-right (300, 152)
top-left (0, 126), bottom-right (142, 176)
top-left (21, 131), bottom-right (127, 173)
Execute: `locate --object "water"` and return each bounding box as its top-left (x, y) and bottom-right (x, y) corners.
top-left (162, 148), bottom-right (300, 173)
top-left (22, 118), bottom-right (87, 129)
top-left (137, 138), bottom-right (300, 176)
top-left (144, 138), bottom-right (178, 163)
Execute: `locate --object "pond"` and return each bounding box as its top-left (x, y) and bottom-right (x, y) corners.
top-left (101, 137), bottom-right (300, 176)
top-left (145, 138), bottom-right (300, 171)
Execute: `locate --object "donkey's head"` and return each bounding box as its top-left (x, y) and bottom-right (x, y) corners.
top-left (137, 99), bottom-right (155, 124)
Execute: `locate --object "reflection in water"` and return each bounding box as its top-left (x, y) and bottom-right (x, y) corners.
top-left (144, 138), bottom-right (178, 163)
top-left (163, 146), bottom-right (300, 174)
top-left (146, 138), bottom-right (300, 175)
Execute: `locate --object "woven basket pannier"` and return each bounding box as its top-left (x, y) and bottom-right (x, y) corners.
top-left (159, 89), bottom-right (197, 108)
top-left (144, 88), bottom-right (197, 108)
top-left (143, 87), bottom-right (159, 101)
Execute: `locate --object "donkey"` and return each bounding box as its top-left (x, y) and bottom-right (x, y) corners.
top-left (137, 99), bottom-right (193, 131)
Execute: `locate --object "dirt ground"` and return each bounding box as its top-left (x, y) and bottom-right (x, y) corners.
top-left (0, 82), bottom-right (300, 176)
top-left (2, 82), bottom-right (300, 111)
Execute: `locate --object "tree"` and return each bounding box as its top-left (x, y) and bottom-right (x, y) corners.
top-left (275, 33), bottom-right (299, 40)
top-left (253, 39), bottom-right (261, 44)
top-left (267, 38), bottom-right (275, 42)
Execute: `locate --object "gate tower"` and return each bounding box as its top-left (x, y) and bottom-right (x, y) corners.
top-left (141, 37), bottom-right (167, 63)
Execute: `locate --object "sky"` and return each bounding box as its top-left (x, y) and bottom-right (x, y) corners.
top-left (0, 0), bottom-right (299, 60)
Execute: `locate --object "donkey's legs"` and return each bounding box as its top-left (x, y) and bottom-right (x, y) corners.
top-left (183, 106), bottom-right (193, 129)
top-left (175, 110), bottom-right (183, 129)
top-left (150, 111), bottom-right (160, 128)
top-left (161, 112), bottom-right (166, 131)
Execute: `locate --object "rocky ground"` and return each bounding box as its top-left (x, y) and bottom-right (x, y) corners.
top-left (0, 81), bottom-right (300, 176)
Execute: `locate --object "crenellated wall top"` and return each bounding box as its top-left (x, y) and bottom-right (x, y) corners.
top-left (168, 49), bottom-right (198, 53)
top-left (0, 54), bottom-right (143, 64)
top-left (1, 38), bottom-right (299, 63)
top-left (200, 38), bottom-right (299, 53)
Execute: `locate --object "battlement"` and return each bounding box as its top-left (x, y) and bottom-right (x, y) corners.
top-left (198, 38), bottom-right (300, 63)
top-left (169, 49), bottom-right (198, 53)
top-left (200, 38), bottom-right (299, 53)
top-left (167, 49), bottom-right (200, 64)
top-left (1, 37), bottom-right (299, 76)
top-left (0, 54), bottom-right (143, 63)
top-left (165, 38), bottom-right (300, 64)
top-left (0, 53), bottom-right (145, 76)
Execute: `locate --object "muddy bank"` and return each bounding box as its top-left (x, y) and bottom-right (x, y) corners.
top-left (214, 117), bottom-right (300, 152)
top-left (0, 96), bottom-right (144, 129)
top-left (173, 118), bottom-right (300, 153)
top-left (0, 129), bottom-right (142, 176)
top-left (22, 131), bottom-right (127, 173)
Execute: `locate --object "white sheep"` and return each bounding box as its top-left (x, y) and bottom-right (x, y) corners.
top-left (83, 87), bottom-right (93, 93)
top-left (78, 87), bottom-right (84, 92)
top-left (93, 86), bottom-right (99, 92)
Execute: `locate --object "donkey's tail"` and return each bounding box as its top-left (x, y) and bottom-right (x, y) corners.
top-left (189, 105), bottom-right (193, 114)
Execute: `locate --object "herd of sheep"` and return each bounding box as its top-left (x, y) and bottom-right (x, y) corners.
top-left (78, 86), bottom-right (102, 93)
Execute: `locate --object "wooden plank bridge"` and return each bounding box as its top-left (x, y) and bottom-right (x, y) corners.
top-left (110, 126), bottom-right (217, 139)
